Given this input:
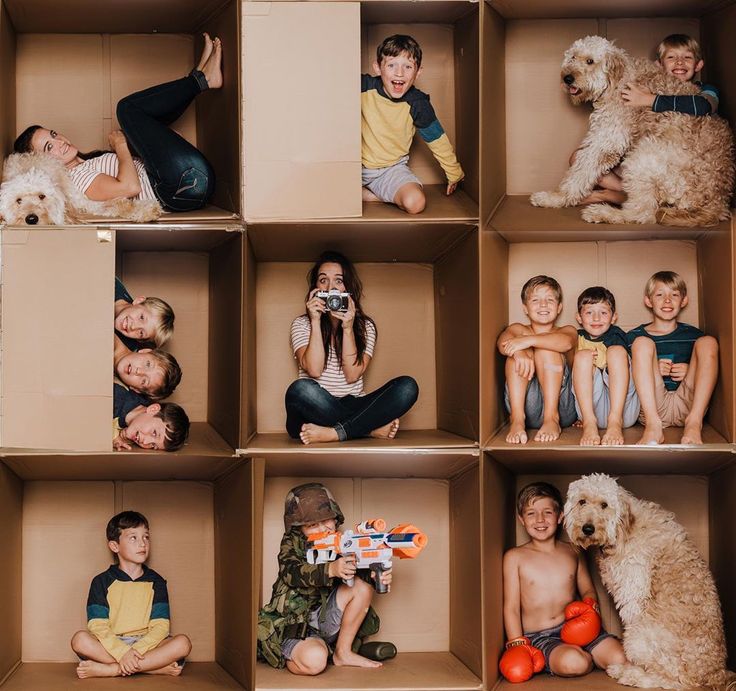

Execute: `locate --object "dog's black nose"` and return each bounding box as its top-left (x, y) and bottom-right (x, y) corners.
top-left (25, 214), bottom-right (39, 225)
top-left (582, 523), bottom-right (595, 536)
top-left (563, 74), bottom-right (575, 85)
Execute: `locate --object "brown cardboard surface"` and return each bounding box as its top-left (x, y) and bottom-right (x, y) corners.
top-left (1, 229), bottom-right (113, 451)
top-left (0, 2), bottom-right (16, 157)
top-left (214, 463), bottom-right (254, 687)
top-left (606, 18), bottom-right (701, 60)
top-left (496, 668), bottom-right (636, 689)
top-left (257, 651), bottom-right (482, 690)
top-left (243, 2), bottom-right (361, 220)
top-left (115, 227), bottom-right (239, 252)
top-left (455, 9), bottom-right (480, 206)
top-left (703, 3), bottom-right (736, 123)
top-left (361, 186), bottom-right (479, 222)
top-left (255, 262), bottom-right (437, 433)
top-left (1, 661), bottom-right (245, 689)
top-left (0, 464), bottom-right (22, 682)
top-left (490, 0), bottom-right (725, 20)
top-left (435, 230), bottom-right (479, 439)
top-left (87, 207), bottom-right (241, 227)
top-left (240, 239), bottom-right (257, 446)
top-left (361, 2), bottom-right (476, 26)
top-left (262, 477), bottom-right (451, 651)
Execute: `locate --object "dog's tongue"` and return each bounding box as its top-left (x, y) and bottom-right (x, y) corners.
top-left (569, 85), bottom-right (581, 95)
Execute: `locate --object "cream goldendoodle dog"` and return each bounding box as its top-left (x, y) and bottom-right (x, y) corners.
top-left (531, 36), bottom-right (735, 227)
top-left (0, 153), bottom-right (162, 225)
top-left (564, 474), bottom-right (732, 689)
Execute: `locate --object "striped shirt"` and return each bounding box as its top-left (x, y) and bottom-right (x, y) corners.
top-left (68, 153), bottom-right (157, 201)
top-left (290, 314), bottom-right (376, 397)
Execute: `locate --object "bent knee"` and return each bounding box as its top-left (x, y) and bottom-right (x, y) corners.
top-left (173, 634), bottom-right (192, 657)
top-left (574, 348), bottom-right (595, 364)
top-left (396, 185), bottom-right (425, 214)
top-left (285, 378), bottom-right (320, 403)
top-left (394, 376), bottom-right (419, 405)
top-left (631, 336), bottom-right (654, 353)
top-left (553, 647), bottom-right (593, 676)
top-left (70, 630), bottom-right (90, 653)
top-left (695, 335), bottom-right (718, 353)
top-left (295, 644), bottom-right (328, 675)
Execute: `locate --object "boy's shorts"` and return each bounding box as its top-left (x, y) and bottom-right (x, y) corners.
top-left (574, 365), bottom-right (640, 429)
top-left (504, 360), bottom-right (577, 429)
top-left (362, 156), bottom-right (422, 203)
top-left (281, 588), bottom-right (343, 661)
top-left (639, 374), bottom-right (695, 428)
top-left (525, 621), bottom-right (617, 674)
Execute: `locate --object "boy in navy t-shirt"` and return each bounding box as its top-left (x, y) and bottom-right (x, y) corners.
top-left (627, 271), bottom-right (718, 445)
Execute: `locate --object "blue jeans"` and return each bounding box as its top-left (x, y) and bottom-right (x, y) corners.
top-left (116, 71), bottom-right (215, 211)
top-left (285, 377), bottom-right (419, 441)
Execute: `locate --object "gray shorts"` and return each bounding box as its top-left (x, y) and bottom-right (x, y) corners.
top-left (281, 588), bottom-right (344, 661)
top-left (504, 360), bottom-right (577, 429)
top-left (574, 366), bottom-right (640, 428)
top-left (362, 156), bottom-right (422, 203)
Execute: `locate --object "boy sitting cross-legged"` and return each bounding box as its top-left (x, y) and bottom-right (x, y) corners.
top-left (498, 275), bottom-right (578, 444)
top-left (500, 483), bottom-right (625, 683)
top-left (71, 511), bottom-right (191, 678)
top-left (115, 276), bottom-right (175, 352)
top-left (572, 287), bottom-right (640, 446)
top-left (627, 271), bottom-right (718, 445)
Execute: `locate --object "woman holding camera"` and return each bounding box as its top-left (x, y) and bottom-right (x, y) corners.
top-left (285, 250), bottom-right (419, 444)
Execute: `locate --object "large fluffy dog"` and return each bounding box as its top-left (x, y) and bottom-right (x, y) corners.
top-left (0, 153), bottom-right (162, 225)
top-left (564, 474), bottom-right (732, 689)
top-left (531, 36), bottom-right (735, 227)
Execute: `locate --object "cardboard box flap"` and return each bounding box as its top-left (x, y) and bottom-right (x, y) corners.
top-left (361, 1), bottom-right (477, 24)
top-left (490, 0), bottom-right (726, 20)
top-left (84, 205), bottom-right (241, 227)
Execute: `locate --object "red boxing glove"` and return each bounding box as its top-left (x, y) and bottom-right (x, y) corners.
top-left (499, 637), bottom-right (544, 683)
top-left (561, 597), bottom-right (601, 646)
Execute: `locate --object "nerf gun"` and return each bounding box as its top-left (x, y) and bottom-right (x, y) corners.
top-left (306, 519), bottom-right (428, 593)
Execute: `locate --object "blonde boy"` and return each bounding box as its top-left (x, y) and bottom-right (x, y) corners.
top-left (114, 334), bottom-right (182, 401)
top-left (627, 271), bottom-right (718, 445)
top-left (498, 276), bottom-right (577, 444)
top-left (115, 277), bottom-right (174, 350)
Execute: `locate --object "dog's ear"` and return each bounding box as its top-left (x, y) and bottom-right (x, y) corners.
top-left (614, 488), bottom-right (634, 546)
top-left (605, 49), bottom-right (626, 86)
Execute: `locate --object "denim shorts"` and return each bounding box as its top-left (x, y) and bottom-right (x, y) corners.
top-left (525, 620), bottom-right (617, 674)
top-left (281, 588), bottom-right (344, 661)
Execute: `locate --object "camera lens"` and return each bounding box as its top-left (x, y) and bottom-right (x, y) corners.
top-left (326, 295), bottom-right (343, 311)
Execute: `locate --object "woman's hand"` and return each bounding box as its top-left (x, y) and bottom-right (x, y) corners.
top-left (108, 130), bottom-right (131, 153)
top-left (332, 295), bottom-right (356, 331)
top-left (306, 288), bottom-right (326, 323)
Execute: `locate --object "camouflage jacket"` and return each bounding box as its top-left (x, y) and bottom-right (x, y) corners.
top-left (257, 529), bottom-right (380, 668)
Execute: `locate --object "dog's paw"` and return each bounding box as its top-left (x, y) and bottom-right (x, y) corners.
top-left (130, 200), bottom-right (163, 223)
top-left (606, 664), bottom-right (624, 680)
top-left (581, 203), bottom-right (620, 224)
top-left (530, 190), bottom-right (567, 208)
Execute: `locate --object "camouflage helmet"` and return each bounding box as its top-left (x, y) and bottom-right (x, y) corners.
top-left (283, 482), bottom-right (344, 532)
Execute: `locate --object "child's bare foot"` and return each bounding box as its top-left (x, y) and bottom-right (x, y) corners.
top-left (601, 422), bottom-right (624, 446)
top-left (300, 423), bottom-right (339, 445)
top-left (535, 419), bottom-right (561, 442)
top-left (681, 421), bottom-right (703, 445)
top-left (362, 187), bottom-right (381, 202)
top-left (147, 662), bottom-right (184, 676)
top-left (76, 660), bottom-right (120, 678)
top-left (333, 649), bottom-right (382, 668)
top-left (370, 419), bottom-right (399, 439)
top-left (201, 37), bottom-right (223, 89)
top-left (580, 422), bottom-right (601, 446)
top-left (506, 418), bottom-right (528, 444)
top-left (636, 424), bottom-right (664, 445)
top-left (196, 33), bottom-right (214, 71)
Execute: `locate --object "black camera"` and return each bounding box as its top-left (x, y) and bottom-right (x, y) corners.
top-left (316, 290), bottom-right (350, 312)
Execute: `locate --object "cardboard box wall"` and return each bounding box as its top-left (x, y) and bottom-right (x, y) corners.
top-left (0, 0), bottom-right (242, 220)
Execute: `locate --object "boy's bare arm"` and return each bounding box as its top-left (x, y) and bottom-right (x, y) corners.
top-left (497, 323), bottom-right (529, 354)
top-left (502, 549), bottom-right (524, 640)
top-left (574, 549), bottom-right (598, 602)
top-left (501, 325), bottom-right (577, 356)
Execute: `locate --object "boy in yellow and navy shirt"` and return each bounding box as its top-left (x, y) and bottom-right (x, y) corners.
top-left (361, 34), bottom-right (464, 214)
top-left (71, 511), bottom-right (191, 678)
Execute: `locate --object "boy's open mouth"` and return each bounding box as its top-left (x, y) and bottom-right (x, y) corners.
top-left (391, 80), bottom-right (406, 91)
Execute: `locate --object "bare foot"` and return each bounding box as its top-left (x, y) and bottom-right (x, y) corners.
top-left (333, 649), bottom-right (382, 668)
top-left (196, 33), bottom-right (214, 71)
top-left (578, 189), bottom-right (626, 206)
top-left (146, 662), bottom-right (184, 676)
top-left (300, 423), bottom-right (339, 445)
top-left (76, 660), bottom-right (120, 679)
top-left (370, 419), bottom-right (399, 439)
top-left (601, 422), bottom-right (624, 446)
top-left (201, 37), bottom-right (223, 89)
top-left (506, 418), bottom-right (528, 444)
top-left (534, 419), bottom-right (561, 443)
top-left (636, 424), bottom-right (664, 446)
top-left (681, 421), bottom-right (703, 445)
top-left (362, 187), bottom-right (381, 202)
top-left (572, 418), bottom-right (583, 428)
top-left (580, 422), bottom-right (601, 446)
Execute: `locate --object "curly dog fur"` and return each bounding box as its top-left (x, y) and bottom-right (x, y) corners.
top-left (0, 152), bottom-right (162, 225)
top-left (564, 474), bottom-right (732, 689)
top-left (531, 36), bottom-right (735, 227)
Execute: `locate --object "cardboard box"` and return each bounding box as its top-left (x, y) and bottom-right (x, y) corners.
top-left (0, 460), bottom-right (256, 690)
top-left (243, 1), bottom-right (479, 223)
top-left (0, 0), bottom-right (242, 222)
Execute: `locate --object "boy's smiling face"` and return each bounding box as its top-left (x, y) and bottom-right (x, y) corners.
top-left (109, 525), bottom-right (150, 565)
top-left (374, 51), bottom-right (421, 99)
top-left (659, 46), bottom-right (703, 82)
top-left (121, 405), bottom-right (170, 450)
top-left (115, 300), bottom-right (157, 342)
top-left (116, 349), bottom-right (164, 396)
top-left (576, 300), bottom-right (617, 337)
top-left (518, 497), bottom-right (562, 542)
top-left (645, 281), bottom-right (688, 322)
top-left (301, 518), bottom-right (336, 537)
top-left (523, 285), bottom-right (562, 326)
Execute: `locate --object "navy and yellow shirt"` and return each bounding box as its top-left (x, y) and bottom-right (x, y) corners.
top-left (114, 380), bottom-right (149, 429)
top-left (361, 74), bottom-right (464, 183)
top-left (626, 322), bottom-right (704, 391)
top-left (86, 564), bottom-right (170, 661)
top-left (576, 325), bottom-right (628, 370)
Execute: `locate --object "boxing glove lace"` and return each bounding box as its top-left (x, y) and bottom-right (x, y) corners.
top-left (499, 636), bottom-right (544, 683)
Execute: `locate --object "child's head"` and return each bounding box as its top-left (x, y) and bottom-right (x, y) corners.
top-left (122, 402), bottom-right (190, 451)
top-left (373, 34), bottom-right (423, 99)
top-left (115, 296), bottom-right (175, 347)
top-left (516, 482), bottom-right (564, 539)
top-left (644, 271), bottom-right (688, 322)
top-left (116, 348), bottom-right (182, 400)
top-left (656, 34), bottom-right (703, 82)
top-left (576, 286), bottom-right (617, 337)
top-left (283, 482), bottom-right (344, 535)
top-left (106, 510), bottom-right (150, 564)
top-left (521, 275), bottom-right (563, 326)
